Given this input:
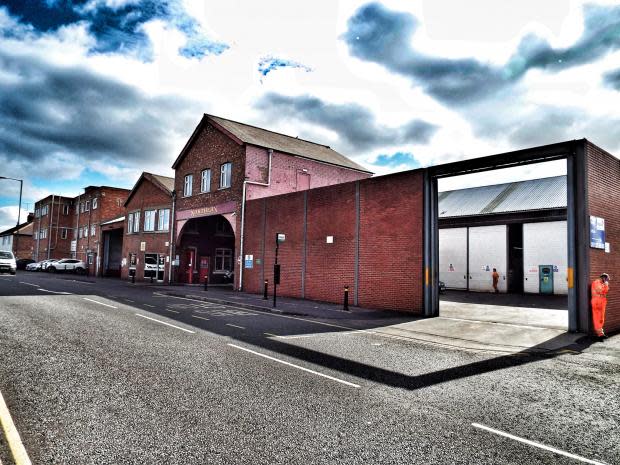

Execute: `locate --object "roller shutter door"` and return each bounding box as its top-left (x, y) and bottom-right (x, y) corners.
top-left (468, 225), bottom-right (507, 292)
top-left (439, 228), bottom-right (467, 289)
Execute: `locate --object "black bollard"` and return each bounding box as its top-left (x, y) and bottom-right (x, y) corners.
top-left (204, 276), bottom-right (208, 291)
top-left (263, 280), bottom-right (268, 300)
top-left (150, 274), bottom-right (154, 284)
top-left (343, 285), bottom-right (349, 311)
top-left (131, 274), bottom-right (135, 284)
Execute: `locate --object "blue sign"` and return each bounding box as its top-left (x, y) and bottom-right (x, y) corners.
top-left (244, 254), bottom-right (253, 269)
top-left (590, 216), bottom-right (605, 249)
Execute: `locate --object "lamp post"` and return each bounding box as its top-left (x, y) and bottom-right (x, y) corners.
top-left (0, 176), bottom-right (23, 258)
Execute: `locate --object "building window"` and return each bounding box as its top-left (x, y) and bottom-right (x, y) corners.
top-left (62, 204), bottom-right (69, 215)
top-left (80, 202), bottom-right (84, 213)
top-left (157, 209), bottom-right (170, 231)
top-left (85, 200), bottom-right (90, 212)
top-left (41, 205), bottom-right (48, 216)
top-left (220, 163), bottom-right (232, 189)
top-left (91, 224), bottom-right (96, 236)
top-left (215, 248), bottom-right (233, 272)
top-left (61, 228), bottom-right (68, 239)
top-left (35, 208), bottom-right (40, 218)
top-left (83, 226), bottom-right (88, 237)
top-left (184, 174), bottom-right (193, 197)
top-left (215, 217), bottom-right (233, 236)
top-left (40, 229), bottom-right (47, 239)
top-left (127, 211), bottom-right (140, 233)
top-left (201, 169), bottom-right (211, 193)
top-left (78, 228), bottom-right (83, 239)
top-left (92, 198), bottom-right (98, 209)
top-left (144, 210), bottom-right (156, 232)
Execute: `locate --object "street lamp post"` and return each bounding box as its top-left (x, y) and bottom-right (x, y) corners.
top-left (0, 176), bottom-right (23, 259)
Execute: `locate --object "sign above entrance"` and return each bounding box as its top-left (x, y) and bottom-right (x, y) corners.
top-left (176, 201), bottom-right (237, 221)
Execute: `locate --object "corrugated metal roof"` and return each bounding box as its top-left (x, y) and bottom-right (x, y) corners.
top-left (439, 175), bottom-right (566, 218)
top-left (208, 115), bottom-right (372, 173)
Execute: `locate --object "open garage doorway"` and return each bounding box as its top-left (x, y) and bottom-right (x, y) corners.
top-left (176, 214), bottom-right (236, 287)
top-left (424, 141), bottom-right (592, 333)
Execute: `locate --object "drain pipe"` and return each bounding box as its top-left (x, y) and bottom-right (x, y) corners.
top-left (168, 190), bottom-right (176, 284)
top-left (238, 148), bottom-right (272, 291)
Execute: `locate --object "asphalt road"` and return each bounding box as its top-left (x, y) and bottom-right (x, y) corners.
top-left (0, 271), bottom-right (618, 464)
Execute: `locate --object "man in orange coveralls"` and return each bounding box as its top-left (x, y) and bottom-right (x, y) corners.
top-left (591, 273), bottom-right (610, 339)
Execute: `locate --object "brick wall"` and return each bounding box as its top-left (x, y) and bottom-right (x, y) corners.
top-left (14, 234), bottom-right (33, 260)
top-left (122, 178), bottom-right (172, 281)
top-left (242, 170), bottom-right (425, 313)
top-left (33, 196), bottom-right (74, 260)
top-left (586, 141), bottom-right (620, 333)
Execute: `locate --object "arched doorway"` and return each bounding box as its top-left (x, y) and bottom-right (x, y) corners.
top-left (177, 214), bottom-right (236, 286)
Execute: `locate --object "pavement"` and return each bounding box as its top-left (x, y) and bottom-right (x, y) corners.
top-left (0, 271), bottom-right (618, 464)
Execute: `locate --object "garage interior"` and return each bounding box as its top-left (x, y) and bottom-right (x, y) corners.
top-left (437, 170), bottom-right (569, 329)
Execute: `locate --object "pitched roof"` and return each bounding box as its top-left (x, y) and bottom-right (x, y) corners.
top-left (172, 114), bottom-right (372, 173)
top-left (0, 219), bottom-right (33, 236)
top-left (124, 172), bottom-right (175, 207)
top-left (439, 175), bottom-right (567, 218)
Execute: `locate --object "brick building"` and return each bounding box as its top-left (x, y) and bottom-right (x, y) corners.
top-left (171, 114), bottom-right (372, 287)
top-left (73, 186), bottom-right (130, 274)
top-left (241, 139), bottom-right (620, 336)
top-left (0, 213), bottom-right (35, 260)
top-left (121, 172), bottom-right (174, 282)
top-left (33, 195), bottom-right (75, 261)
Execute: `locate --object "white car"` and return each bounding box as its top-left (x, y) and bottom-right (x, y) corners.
top-left (41, 259), bottom-right (60, 271)
top-left (26, 261), bottom-right (42, 271)
top-left (47, 259), bottom-right (86, 274)
top-left (0, 251), bottom-right (17, 275)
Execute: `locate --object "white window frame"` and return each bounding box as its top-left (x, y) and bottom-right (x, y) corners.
top-left (85, 200), bottom-right (90, 212)
top-left (220, 162), bottom-right (232, 189)
top-left (144, 210), bottom-right (156, 232)
top-left (157, 209), bottom-right (170, 231)
top-left (132, 211), bottom-right (140, 233)
top-left (214, 248), bottom-right (233, 272)
top-left (83, 226), bottom-right (88, 237)
top-left (201, 169), bottom-right (211, 193)
top-left (61, 228), bottom-right (68, 240)
top-left (42, 205), bottom-right (48, 216)
top-left (62, 204), bottom-right (69, 215)
top-left (91, 224), bottom-right (96, 237)
top-left (184, 174), bottom-right (193, 197)
top-left (92, 198), bottom-right (98, 209)
top-left (80, 202), bottom-right (84, 213)
top-left (40, 229), bottom-right (47, 239)
top-left (78, 228), bottom-right (83, 239)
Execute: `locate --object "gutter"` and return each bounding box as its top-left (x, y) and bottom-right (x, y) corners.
top-left (168, 190), bottom-right (176, 284)
top-left (238, 148), bottom-right (272, 291)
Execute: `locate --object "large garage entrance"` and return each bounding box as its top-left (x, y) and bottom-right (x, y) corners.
top-left (177, 214), bottom-right (236, 287)
top-left (424, 141), bottom-right (591, 333)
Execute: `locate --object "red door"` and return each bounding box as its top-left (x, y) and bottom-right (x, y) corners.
top-left (199, 256), bottom-right (210, 283)
top-left (185, 249), bottom-right (195, 284)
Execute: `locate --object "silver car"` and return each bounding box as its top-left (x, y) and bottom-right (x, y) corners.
top-left (0, 251), bottom-right (17, 275)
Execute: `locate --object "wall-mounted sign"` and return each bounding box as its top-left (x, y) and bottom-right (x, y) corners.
top-left (176, 201), bottom-right (237, 221)
top-left (590, 216), bottom-right (605, 249)
top-left (605, 242), bottom-right (611, 253)
top-left (277, 233), bottom-right (286, 243)
top-left (448, 263), bottom-right (455, 272)
top-left (326, 236), bottom-right (334, 244)
top-left (70, 240), bottom-right (77, 252)
top-left (245, 254), bottom-right (253, 269)
top-left (140, 241), bottom-right (146, 251)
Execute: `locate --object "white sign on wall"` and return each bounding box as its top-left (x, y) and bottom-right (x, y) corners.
top-left (70, 240), bottom-right (77, 252)
top-left (140, 241), bottom-right (146, 251)
top-left (326, 236), bottom-right (334, 244)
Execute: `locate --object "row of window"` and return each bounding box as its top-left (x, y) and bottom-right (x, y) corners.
top-left (34, 203), bottom-right (80, 218)
top-left (183, 162), bottom-right (232, 197)
top-left (77, 198), bottom-right (98, 214)
top-left (127, 208), bottom-right (170, 234)
top-left (34, 226), bottom-right (93, 240)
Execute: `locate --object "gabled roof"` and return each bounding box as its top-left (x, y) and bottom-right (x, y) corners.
top-left (124, 172), bottom-right (175, 207)
top-left (0, 219), bottom-right (33, 236)
top-left (439, 175), bottom-right (567, 218)
top-left (172, 114), bottom-right (372, 173)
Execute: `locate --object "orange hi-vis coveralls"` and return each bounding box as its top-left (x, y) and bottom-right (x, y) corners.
top-left (591, 279), bottom-right (609, 336)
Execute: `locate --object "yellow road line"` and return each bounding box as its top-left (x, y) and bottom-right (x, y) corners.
top-left (0, 388), bottom-right (32, 465)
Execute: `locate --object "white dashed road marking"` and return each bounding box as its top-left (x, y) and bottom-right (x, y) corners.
top-left (228, 343), bottom-right (360, 388)
top-left (19, 282), bottom-right (39, 287)
top-left (472, 423), bottom-right (609, 465)
top-left (191, 315), bottom-right (210, 321)
top-left (143, 304), bottom-right (155, 308)
top-left (37, 289), bottom-right (72, 295)
top-left (226, 324), bottom-right (245, 330)
top-left (83, 298), bottom-right (118, 309)
top-left (135, 314), bottom-right (195, 334)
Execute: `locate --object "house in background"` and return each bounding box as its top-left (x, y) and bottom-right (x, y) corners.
top-left (0, 213), bottom-right (35, 260)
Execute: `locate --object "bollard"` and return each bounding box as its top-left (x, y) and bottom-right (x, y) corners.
top-left (150, 274), bottom-right (154, 284)
top-left (343, 285), bottom-right (349, 311)
top-left (204, 276), bottom-right (208, 291)
top-left (131, 274), bottom-right (135, 284)
top-left (263, 280), bottom-right (268, 300)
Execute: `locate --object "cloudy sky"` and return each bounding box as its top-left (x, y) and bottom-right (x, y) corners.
top-left (1, 0), bottom-right (620, 231)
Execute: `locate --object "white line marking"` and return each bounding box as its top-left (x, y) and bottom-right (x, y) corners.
top-left (228, 343), bottom-right (360, 388)
top-left (69, 280), bottom-right (94, 285)
top-left (83, 298), bottom-right (118, 309)
top-left (165, 309), bottom-right (180, 313)
top-left (472, 423), bottom-right (609, 465)
top-left (135, 314), bottom-right (195, 334)
top-left (143, 304), bottom-right (155, 308)
top-left (226, 324), bottom-right (245, 329)
top-left (37, 289), bottom-right (72, 295)
top-left (275, 331), bottom-right (360, 339)
top-left (0, 388), bottom-right (32, 465)
top-left (124, 299), bottom-right (135, 303)
top-left (19, 282), bottom-right (39, 287)
top-left (191, 315), bottom-right (210, 321)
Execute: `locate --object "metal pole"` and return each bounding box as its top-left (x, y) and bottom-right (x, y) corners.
top-left (263, 280), bottom-right (268, 300)
top-left (273, 242), bottom-right (278, 308)
top-left (343, 285), bottom-right (349, 311)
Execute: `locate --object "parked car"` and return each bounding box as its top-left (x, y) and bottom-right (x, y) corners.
top-left (41, 259), bottom-right (60, 271)
top-left (26, 261), bottom-right (42, 271)
top-left (0, 251), bottom-right (17, 275)
top-left (47, 259), bottom-right (86, 274)
top-left (16, 258), bottom-right (35, 270)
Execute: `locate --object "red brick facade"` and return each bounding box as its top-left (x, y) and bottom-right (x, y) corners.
top-left (74, 187), bottom-right (129, 273)
top-left (586, 141), bottom-right (620, 333)
top-left (33, 195), bottom-right (75, 261)
top-left (121, 174), bottom-right (173, 282)
top-left (242, 170), bottom-right (425, 313)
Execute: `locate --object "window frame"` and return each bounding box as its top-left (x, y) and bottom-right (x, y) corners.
top-left (183, 174), bottom-right (193, 197)
top-left (214, 248), bottom-right (233, 272)
top-left (220, 162), bottom-right (232, 189)
top-left (157, 208), bottom-right (170, 231)
top-left (200, 169), bottom-right (211, 193)
top-left (60, 228), bottom-right (68, 240)
top-left (92, 198), bottom-right (98, 209)
top-left (144, 210), bottom-right (156, 232)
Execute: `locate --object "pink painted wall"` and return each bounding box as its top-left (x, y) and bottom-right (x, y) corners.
top-left (244, 145), bottom-right (371, 201)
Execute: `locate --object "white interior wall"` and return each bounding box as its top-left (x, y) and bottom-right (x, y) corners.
top-left (468, 225), bottom-right (507, 292)
top-left (523, 221), bottom-right (568, 295)
top-left (439, 228), bottom-right (468, 289)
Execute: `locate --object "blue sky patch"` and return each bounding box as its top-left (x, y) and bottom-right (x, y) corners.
top-left (258, 56), bottom-right (312, 78)
top-left (374, 152), bottom-right (420, 168)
